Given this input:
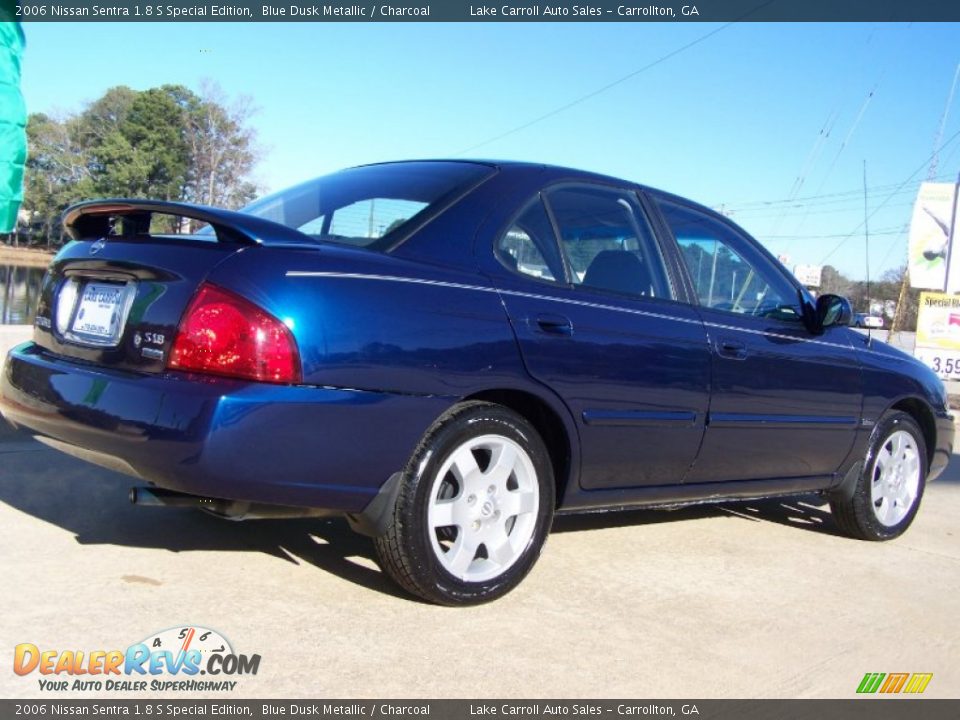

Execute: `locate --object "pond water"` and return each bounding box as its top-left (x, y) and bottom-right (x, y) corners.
top-left (1, 264), bottom-right (45, 325)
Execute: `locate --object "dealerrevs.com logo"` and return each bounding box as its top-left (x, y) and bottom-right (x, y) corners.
top-left (13, 626), bottom-right (261, 693)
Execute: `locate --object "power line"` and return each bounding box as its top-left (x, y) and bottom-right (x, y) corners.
top-left (782, 84), bottom-right (879, 248)
top-left (713, 170), bottom-right (958, 211)
top-left (928, 62), bottom-right (960, 180)
top-left (766, 26), bottom-right (886, 241)
top-left (759, 226), bottom-right (904, 241)
top-left (818, 125), bottom-right (960, 264)
top-left (730, 199), bottom-right (916, 221)
top-left (452, 0), bottom-right (776, 157)
top-left (781, 25), bottom-right (914, 251)
top-left (875, 223), bottom-right (910, 270)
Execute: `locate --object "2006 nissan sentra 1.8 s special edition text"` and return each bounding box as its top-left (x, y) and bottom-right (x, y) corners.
top-left (1, 160), bottom-right (954, 604)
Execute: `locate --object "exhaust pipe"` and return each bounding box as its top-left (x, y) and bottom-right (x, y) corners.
top-left (129, 487), bottom-right (219, 508)
top-left (129, 487), bottom-right (336, 521)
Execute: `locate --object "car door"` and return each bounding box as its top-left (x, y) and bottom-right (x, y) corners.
top-left (489, 184), bottom-right (712, 490)
top-left (652, 194), bottom-right (863, 483)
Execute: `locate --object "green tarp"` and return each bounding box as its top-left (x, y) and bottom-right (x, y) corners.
top-left (0, 18), bottom-right (26, 234)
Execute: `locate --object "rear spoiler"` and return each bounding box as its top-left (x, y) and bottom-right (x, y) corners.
top-left (63, 199), bottom-right (316, 246)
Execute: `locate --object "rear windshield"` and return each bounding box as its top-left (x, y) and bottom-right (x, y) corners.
top-left (240, 161), bottom-right (495, 250)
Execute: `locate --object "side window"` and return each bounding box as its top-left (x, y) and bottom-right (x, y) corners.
top-left (657, 199), bottom-right (800, 321)
top-left (496, 197), bottom-right (564, 282)
top-left (545, 185), bottom-right (672, 299)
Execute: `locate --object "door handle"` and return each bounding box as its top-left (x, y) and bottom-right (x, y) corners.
top-left (535, 313), bottom-right (573, 336)
top-left (716, 338), bottom-right (747, 360)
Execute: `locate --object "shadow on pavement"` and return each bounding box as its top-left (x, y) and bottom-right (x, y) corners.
top-left (0, 435), bottom-right (411, 600)
top-left (932, 455), bottom-right (960, 485)
top-left (553, 494), bottom-right (844, 537)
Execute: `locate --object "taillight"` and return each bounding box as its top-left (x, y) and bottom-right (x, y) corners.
top-left (168, 284), bottom-right (301, 384)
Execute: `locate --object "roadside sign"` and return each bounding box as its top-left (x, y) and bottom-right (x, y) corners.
top-left (792, 264), bottom-right (822, 287)
top-left (908, 182), bottom-right (960, 290)
top-left (914, 291), bottom-right (960, 379)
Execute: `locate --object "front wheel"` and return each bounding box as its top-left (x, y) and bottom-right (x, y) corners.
top-left (374, 402), bottom-right (554, 605)
top-left (829, 411), bottom-right (927, 541)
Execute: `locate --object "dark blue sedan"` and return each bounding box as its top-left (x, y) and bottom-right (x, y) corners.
top-left (1, 160), bottom-right (953, 604)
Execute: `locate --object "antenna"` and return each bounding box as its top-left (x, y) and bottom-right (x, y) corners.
top-left (864, 159), bottom-right (872, 347)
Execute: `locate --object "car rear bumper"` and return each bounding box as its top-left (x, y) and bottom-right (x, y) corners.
top-left (1, 342), bottom-right (454, 512)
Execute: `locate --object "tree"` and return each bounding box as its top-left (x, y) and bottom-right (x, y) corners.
top-left (182, 80), bottom-right (259, 212)
top-left (94, 87), bottom-right (190, 201)
top-left (819, 265), bottom-right (852, 297)
top-left (20, 83), bottom-right (261, 246)
top-left (75, 85), bottom-right (137, 149)
top-left (22, 112), bottom-right (94, 246)
top-left (879, 265), bottom-right (920, 330)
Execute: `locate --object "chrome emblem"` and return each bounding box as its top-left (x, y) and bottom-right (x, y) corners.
top-left (90, 237), bottom-right (107, 255)
top-left (133, 332), bottom-right (142, 348)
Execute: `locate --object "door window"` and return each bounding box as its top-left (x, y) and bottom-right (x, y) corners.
top-left (657, 199), bottom-right (800, 320)
top-left (545, 186), bottom-right (672, 299)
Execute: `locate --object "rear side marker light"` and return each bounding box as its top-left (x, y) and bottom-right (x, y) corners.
top-left (168, 284), bottom-right (301, 384)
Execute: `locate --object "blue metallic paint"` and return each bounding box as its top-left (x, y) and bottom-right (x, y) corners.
top-left (686, 310), bottom-right (863, 484)
top-left (1, 341), bottom-right (454, 511)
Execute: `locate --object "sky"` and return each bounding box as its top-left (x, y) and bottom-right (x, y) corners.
top-left (17, 21), bottom-right (960, 280)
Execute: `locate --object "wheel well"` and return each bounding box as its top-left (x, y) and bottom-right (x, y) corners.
top-left (466, 389), bottom-right (572, 507)
top-left (891, 398), bottom-right (936, 467)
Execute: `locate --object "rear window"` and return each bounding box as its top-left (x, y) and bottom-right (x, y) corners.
top-left (240, 161), bottom-right (495, 250)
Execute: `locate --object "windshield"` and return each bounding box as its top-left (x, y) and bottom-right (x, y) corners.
top-left (240, 161), bottom-right (495, 250)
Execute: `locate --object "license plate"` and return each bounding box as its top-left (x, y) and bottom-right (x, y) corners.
top-left (71, 283), bottom-right (126, 342)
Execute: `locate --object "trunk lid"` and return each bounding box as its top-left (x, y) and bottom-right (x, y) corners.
top-left (33, 236), bottom-right (248, 373)
top-left (32, 199), bottom-right (314, 373)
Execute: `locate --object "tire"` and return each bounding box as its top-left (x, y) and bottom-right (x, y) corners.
top-left (829, 411), bottom-right (927, 541)
top-left (374, 401), bottom-right (555, 605)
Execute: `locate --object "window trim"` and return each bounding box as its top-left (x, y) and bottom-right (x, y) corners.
top-left (636, 189), bottom-right (697, 306)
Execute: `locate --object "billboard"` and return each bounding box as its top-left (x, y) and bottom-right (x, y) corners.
top-left (908, 182), bottom-right (960, 290)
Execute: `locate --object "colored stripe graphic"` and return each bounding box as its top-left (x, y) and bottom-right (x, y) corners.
top-left (879, 673), bottom-right (909, 693)
top-left (903, 673), bottom-right (934, 694)
top-left (857, 672), bottom-right (933, 694)
top-left (857, 673), bottom-right (885, 693)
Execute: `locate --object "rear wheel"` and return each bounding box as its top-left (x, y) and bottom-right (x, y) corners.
top-left (829, 411), bottom-right (927, 541)
top-left (374, 402), bottom-right (554, 605)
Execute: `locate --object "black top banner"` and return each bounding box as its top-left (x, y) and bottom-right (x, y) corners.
top-left (5, 0), bottom-right (960, 22)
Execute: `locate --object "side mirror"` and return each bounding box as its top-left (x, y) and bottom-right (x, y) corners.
top-left (815, 294), bottom-right (852, 331)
